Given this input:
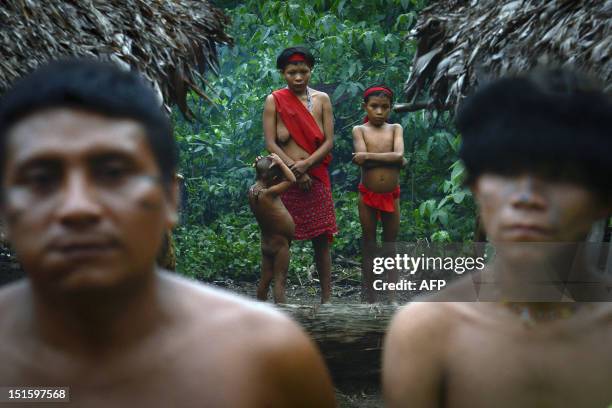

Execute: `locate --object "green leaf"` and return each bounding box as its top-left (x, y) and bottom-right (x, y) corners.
top-left (332, 83), bottom-right (347, 101)
top-left (452, 191), bottom-right (466, 204)
top-left (348, 62), bottom-right (357, 77)
top-left (451, 161), bottom-right (465, 182)
top-left (437, 195), bottom-right (450, 209)
top-left (438, 211), bottom-right (449, 226)
top-left (425, 137), bottom-right (434, 156)
top-left (419, 199), bottom-right (436, 217)
top-left (337, 0), bottom-right (347, 16)
top-left (364, 31), bottom-right (373, 55)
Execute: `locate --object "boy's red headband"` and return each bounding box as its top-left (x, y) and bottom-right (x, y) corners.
top-left (287, 53), bottom-right (307, 63)
top-left (364, 86), bottom-right (393, 99)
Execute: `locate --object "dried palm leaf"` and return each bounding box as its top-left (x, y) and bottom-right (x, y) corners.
top-left (396, 0), bottom-right (611, 112)
top-left (0, 0), bottom-right (233, 118)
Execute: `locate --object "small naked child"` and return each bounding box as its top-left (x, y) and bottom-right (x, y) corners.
top-left (249, 153), bottom-right (297, 303)
top-left (352, 85), bottom-right (405, 303)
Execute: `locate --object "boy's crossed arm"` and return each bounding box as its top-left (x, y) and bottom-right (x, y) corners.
top-left (352, 124), bottom-right (405, 167)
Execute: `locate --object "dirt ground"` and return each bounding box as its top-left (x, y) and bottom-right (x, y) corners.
top-left (208, 264), bottom-right (415, 305)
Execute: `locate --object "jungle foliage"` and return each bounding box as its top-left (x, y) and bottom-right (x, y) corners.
top-left (173, 0), bottom-right (476, 282)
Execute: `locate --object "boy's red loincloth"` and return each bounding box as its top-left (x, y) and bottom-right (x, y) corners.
top-left (281, 178), bottom-right (337, 241)
top-left (358, 183), bottom-right (400, 219)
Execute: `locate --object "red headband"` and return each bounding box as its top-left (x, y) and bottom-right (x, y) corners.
top-left (287, 53), bottom-right (306, 63)
top-left (364, 86), bottom-right (393, 99)
top-left (363, 86), bottom-right (393, 124)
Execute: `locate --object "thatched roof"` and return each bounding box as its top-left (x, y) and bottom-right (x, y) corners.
top-left (0, 1), bottom-right (233, 118)
top-left (396, 0), bottom-right (611, 112)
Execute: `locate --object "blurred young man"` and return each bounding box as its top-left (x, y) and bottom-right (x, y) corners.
top-left (383, 69), bottom-right (612, 408)
top-left (263, 46), bottom-right (337, 303)
top-left (0, 60), bottom-right (335, 408)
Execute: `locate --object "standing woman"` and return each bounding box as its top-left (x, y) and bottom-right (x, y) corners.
top-left (262, 46), bottom-right (337, 303)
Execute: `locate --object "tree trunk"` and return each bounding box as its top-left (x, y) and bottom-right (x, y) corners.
top-left (277, 303), bottom-right (399, 385)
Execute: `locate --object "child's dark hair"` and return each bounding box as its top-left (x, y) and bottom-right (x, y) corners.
top-left (0, 58), bottom-right (176, 188)
top-left (276, 47), bottom-right (315, 70)
top-left (363, 85), bottom-right (394, 104)
top-left (255, 157), bottom-right (282, 181)
top-left (456, 68), bottom-right (612, 198)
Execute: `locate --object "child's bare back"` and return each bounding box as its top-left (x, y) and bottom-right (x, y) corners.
top-left (249, 154), bottom-right (296, 303)
top-left (248, 182), bottom-right (295, 253)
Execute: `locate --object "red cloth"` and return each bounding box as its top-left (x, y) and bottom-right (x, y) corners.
top-left (358, 183), bottom-right (400, 214)
top-left (281, 178), bottom-right (337, 241)
top-left (272, 88), bottom-right (332, 188)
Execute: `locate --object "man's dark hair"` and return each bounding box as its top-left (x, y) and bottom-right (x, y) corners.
top-left (456, 68), bottom-right (612, 197)
top-left (276, 46), bottom-right (315, 70)
top-left (255, 157), bottom-right (281, 182)
top-left (0, 59), bottom-right (177, 187)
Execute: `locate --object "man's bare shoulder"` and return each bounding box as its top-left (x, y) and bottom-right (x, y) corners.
top-left (160, 271), bottom-right (304, 340)
top-left (389, 301), bottom-right (465, 339)
top-left (384, 301), bottom-right (469, 405)
top-left (0, 279), bottom-right (28, 312)
top-left (159, 271), bottom-right (334, 404)
top-left (0, 280), bottom-right (28, 333)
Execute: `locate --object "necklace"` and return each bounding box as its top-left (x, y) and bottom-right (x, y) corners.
top-left (503, 302), bottom-right (582, 328)
top-left (306, 87), bottom-right (313, 112)
top-left (287, 86), bottom-right (312, 112)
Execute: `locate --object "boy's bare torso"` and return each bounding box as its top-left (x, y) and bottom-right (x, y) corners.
top-left (356, 123), bottom-right (400, 193)
top-left (389, 300), bottom-right (612, 408)
top-left (275, 88), bottom-right (325, 162)
top-left (0, 273), bottom-right (302, 408)
top-left (248, 183), bottom-right (295, 251)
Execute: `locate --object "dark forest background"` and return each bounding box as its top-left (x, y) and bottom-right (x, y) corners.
top-left (173, 0), bottom-right (477, 284)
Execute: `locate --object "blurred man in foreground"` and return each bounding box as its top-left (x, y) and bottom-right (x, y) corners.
top-left (383, 69), bottom-right (612, 408)
top-left (0, 60), bottom-right (335, 407)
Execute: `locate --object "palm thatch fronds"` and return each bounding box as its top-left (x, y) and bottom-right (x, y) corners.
top-left (396, 0), bottom-right (611, 112)
top-left (0, 1), bottom-right (233, 118)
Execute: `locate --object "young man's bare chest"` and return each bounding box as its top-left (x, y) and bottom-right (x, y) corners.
top-left (443, 305), bottom-right (612, 407)
top-left (0, 325), bottom-right (264, 407)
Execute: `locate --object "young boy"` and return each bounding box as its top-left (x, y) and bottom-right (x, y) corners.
top-left (383, 69), bottom-right (612, 408)
top-left (249, 153), bottom-right (297, 303)
top-left (352, 85), bottom-right (405, 303)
